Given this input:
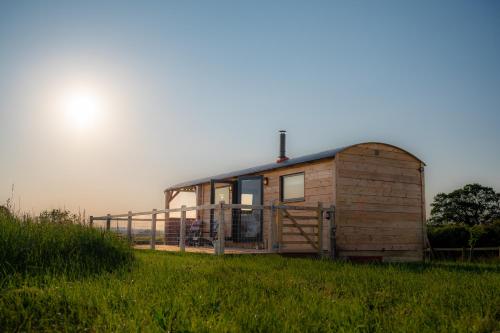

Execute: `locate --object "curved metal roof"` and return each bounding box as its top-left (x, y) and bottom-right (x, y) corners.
top-left (164, 142), bottom-right (424, 191)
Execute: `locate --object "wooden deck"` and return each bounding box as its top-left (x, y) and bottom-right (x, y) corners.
top-left (134, 244), bottom-right (270, 254)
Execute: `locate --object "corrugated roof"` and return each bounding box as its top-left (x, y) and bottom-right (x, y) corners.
top-left (164, 142), bottom-right (425, 191)
top-left (165, 146), bottom-right (346, 191)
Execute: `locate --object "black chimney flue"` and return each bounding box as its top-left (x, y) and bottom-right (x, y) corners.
top-left (277, 130), bottom-right (289, 163)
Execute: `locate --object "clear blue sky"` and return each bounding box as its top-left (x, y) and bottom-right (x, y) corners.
top-left (1, 0), bottom-right (499, 216)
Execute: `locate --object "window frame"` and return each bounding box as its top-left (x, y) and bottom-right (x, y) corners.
top-left (279, 172), bottom-right (305, 203)
top-left (210, 179), bottom-right (236, 238)
top-left (236, 175), bottom-right (264, 242)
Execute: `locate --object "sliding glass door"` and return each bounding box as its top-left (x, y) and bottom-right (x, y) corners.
top-left (235, 176), bottom-right (263, 242)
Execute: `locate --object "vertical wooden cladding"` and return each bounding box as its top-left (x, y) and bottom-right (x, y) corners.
top-left (336, 143), bottom-right (424, 261)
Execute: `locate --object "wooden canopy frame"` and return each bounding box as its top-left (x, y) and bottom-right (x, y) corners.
top-left (164, 186), bottom-right (198, 244)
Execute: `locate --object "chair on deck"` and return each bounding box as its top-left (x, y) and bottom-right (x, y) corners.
top-left (211, 219), bottom-right (218, 247)
top-left (185, 219), bottom-right (203, 247)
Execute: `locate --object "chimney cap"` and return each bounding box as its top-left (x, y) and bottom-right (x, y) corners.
top-left (277, 130), bottom-right (289, 163)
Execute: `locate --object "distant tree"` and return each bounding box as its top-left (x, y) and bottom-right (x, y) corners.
top-left (39, 209), bottom-right (79, 224)
top-left (429, 184), bottom-right (500, 226)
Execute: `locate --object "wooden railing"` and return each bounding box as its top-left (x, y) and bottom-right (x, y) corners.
top-left (91, 202), bottom-right (336, 257)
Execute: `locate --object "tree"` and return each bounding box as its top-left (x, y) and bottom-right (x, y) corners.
top-left (429, 184), bottom-right (500, 226)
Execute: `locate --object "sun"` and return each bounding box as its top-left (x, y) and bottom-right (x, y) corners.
top-left (61, 89), bottom-right (102, 129)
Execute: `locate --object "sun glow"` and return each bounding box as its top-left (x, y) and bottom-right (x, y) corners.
top-left (61, 89), bottom-right (102, 130)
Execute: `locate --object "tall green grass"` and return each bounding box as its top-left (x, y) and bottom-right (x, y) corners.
top-left (0, 210), bottom-right (133, 279)
top-left (1, 251), bottom-right (499, 332)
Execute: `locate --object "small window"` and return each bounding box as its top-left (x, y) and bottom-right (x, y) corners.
top-left (214, 186), bottom-right (231, 204)
top-left (280, 172), bottom-right (305, 202)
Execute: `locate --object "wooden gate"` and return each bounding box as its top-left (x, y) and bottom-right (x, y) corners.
top-left (277, 203), bottom-right (323, 254)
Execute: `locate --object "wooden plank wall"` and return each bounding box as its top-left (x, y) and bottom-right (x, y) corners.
top-left (335, 143), bottom-right (424, 261)
top-left (262, 160), bottom-right (334, 253)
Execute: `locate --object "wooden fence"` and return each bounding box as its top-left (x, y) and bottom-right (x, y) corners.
top-left (425, 247), bottom-right (500, 261)
top-left (91, 202), bottom-right (336, 257)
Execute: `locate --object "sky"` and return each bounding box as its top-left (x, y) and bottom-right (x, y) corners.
top-left (0, 0), bottom-right (499, 217)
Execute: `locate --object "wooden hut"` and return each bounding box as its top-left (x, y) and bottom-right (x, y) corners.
top-left (164, 133), bottom-right (426, 262)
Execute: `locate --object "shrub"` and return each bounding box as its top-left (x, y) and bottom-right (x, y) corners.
top-left (427, 224), bottom-right (469, 248)
top-left (0, 205), bottom-right (11, 218)
top-left (38, 208), bottom-right (79, 224)
top-left (0, 212), bottom-right (133, 278)
top-left (476, 220), bottom-right (500, 247)
top-left (427, 221), bottom-right (500, 248)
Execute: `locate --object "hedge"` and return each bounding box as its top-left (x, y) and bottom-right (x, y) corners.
top-left (427, 221), bottom-right (500, 248)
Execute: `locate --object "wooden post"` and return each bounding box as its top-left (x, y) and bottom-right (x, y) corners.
top-left (277, 202), bottom-right (283, 253)
top-left (164, 191), bottom-right (170, 245)
top-left (195, 185), bottom-right (202, 220)
top-left (329, 205), bottom-right (336, 259)
top-left (179, 205), bottom-right (186, 252)
top-left (89, 216), bottom-right (94, 227)
top-left (317, 202), bottom-right (323, 258)
top-left (127, 211), bottom-right (132, 242)
top-left (106, 214), bottom-right (111, 231)
top-left (420, 163), bottom-right (428, 261)
top-left (216, 201), bottom-right (225, 255)
top-left (268, 204), bottom-right (275, 253)
top-left (151, 209), bottom-right (157, 250)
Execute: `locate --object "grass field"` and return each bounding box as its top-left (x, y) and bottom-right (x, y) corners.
top-left (1, 249), bottom-right (500, 332)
